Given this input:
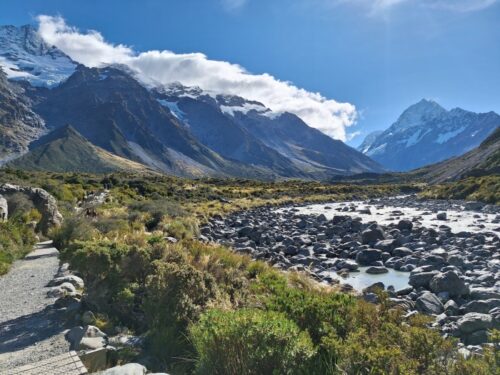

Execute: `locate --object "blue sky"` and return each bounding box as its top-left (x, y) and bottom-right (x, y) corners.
top-left (1, 0), bottom-right (499, 146)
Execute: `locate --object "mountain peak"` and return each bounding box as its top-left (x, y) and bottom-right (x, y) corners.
top-left (392, 99), bottom-right (447, 131)
top-left (0, 24), bottom-right (76, 87)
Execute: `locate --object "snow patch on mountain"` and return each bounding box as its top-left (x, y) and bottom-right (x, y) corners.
top-left (220, 102), bottom-right (268, 116)
top-left (0, 25), bottom-right (76, 87)
top-left (157, 99), bottom-right (185, 120)
top-left (435, 126), bottom-right (466, 144)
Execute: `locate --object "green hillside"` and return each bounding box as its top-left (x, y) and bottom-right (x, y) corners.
top-left (8, 125), bottom-right (151, 173)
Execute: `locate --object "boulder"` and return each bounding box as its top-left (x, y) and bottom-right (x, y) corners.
top-left (374, 239), bottom-right (398, 253)
top-left (415, 292), bottom-right (444, 314)
top-left (393, 247), bottom-right (412, 257)
top-left (361, 226), bottom-right (385, 245)
top-left (49, 275), bottom-right (84, 289)
top-left (429, 271), bottom-right (469, 297)
top-left (397, 220), bottom-right (413, 231)
top-left (457, 313), bottom-right (493, 334)
top-left (66, 325), bottom-right (107, 351)
top-left (98, 363), bottom-right (148, 375)
top-left (366, 266), bottom-right (389, 274)
top-left (436, 212), bottom-right (447, 221)
top-left (355, 249), bottom-right (382, 266)
top-left (0, 183), bottom-right (63, 234)
top-left (463, 299), bottom-right (500, 314)
top-left (47, 282), bottom-right (77, 298)
top-left (409, 271), bottom-right (439, 289)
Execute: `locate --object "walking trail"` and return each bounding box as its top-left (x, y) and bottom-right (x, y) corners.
top-left (0, 241), bottom-right (72, 372)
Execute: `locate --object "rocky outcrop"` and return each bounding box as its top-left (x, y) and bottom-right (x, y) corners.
top-left (0, 194), bottom-right (7, 220)
top-left (0, 183), bottom-right (62, 233)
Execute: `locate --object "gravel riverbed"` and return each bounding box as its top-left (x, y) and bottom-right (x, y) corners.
top-left (201, 195), bottom-right (500, 349)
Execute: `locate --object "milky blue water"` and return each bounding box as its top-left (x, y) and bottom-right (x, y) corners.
top-left (327, 267), bottom-right (410, 291)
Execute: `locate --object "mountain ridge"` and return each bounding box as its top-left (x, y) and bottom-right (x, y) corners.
top-left (358, 99), bottom-right (500, 171)
top-left (8, 124), bottom-right (153, 173)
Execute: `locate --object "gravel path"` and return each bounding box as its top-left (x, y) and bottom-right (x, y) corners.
top-left (0, 241), bottom-right (71, 371)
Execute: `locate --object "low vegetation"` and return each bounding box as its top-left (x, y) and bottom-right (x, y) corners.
top-left (420, 175), bottom-right (500, 204)
top-left (0, 168), bottom-right (498, 373)
top-left (0, 193), bottom-right (38, 274)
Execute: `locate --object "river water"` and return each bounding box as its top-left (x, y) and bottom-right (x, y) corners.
top-left (277, 198), bottom-right (499, 291)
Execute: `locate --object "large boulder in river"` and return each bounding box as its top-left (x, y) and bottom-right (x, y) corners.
top-left (366, 266), bottom-right (388, 274)
top-left (415, 292), bottom-right (444, 314)
top-left (356, 249), bottom-right (382, 266)
top-left (397, 219), bottom-right (413, 231)
top-left (429, 271), bottom-right (469, 297)
top-left (393, 247), bottom-right (412, 257)
top-left (361, 225), bottom-right (385, 245)
top-left (374, 239), bottom-right (398, 253)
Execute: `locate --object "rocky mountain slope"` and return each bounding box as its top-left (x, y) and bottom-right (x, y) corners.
top-left (359, 99), bottom-right (500, 171)
top-left (0, 68), bottom-right (45, 164)
top-left (9, 125), bottom-right (152, 173)
top-left (0, 23), bottom-right (383, 179)
top-left (411, 126), bottom-right (500, 183)
top-left (155, 83), bottom-right (384, 177)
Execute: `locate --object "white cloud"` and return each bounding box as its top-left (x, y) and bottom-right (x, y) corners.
top-left (37, 15), bottom-right (356, 140)
top-left (346, 130), bottom-right (362, 141)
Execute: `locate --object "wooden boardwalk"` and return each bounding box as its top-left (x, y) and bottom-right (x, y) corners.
top-left (9, 351), bottom-right (87, 374)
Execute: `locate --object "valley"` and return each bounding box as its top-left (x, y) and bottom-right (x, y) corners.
top-left (0, 13), bottom-right (498, 375)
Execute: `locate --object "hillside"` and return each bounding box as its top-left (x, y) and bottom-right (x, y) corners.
top-left (411, 127), bottom-right (500, 183)
top-left (9, 125), bottom-right (151, 173)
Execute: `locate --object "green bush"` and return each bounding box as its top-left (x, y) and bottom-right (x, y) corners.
top-left (190, 308), bottom-right (315, 375)
top-left (51, 216), bottom-right (94, 250)
top-left (0, 219), bottom-right (36, 275)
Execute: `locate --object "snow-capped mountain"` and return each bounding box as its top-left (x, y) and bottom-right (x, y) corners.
top-left (0, 23), bottom-right (384, 178)
top-left (154, 83), bottom-right (384, 176)
top-left (0, 25), bottom-right (76, 87)
top-left (358, 99), bottom-right (500, 171)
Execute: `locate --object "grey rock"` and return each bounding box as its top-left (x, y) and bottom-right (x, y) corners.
top-left (409, 270), bottom-right (439, 289)
top-left (429, 271), bottom-right (469, 297)
top-left (356, 249), bottom-right (382, 266)
top-left (361, 226), bottom-right (385, 245)
top-left (457, 313), bottom-right (493, 334)
top-left (366, 266), bottom-right (389, 274)
top-left (436, 212), bottom-right (447, 221)
top-left (416, 292), bottom-right (444, 314)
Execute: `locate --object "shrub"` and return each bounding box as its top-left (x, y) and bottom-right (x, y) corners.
top-left (0, 219), bottom-right (36, 275)
top-left (51, 216), bottom-right (94, 250)
top-left (190, 308), bottom-right (315, 375)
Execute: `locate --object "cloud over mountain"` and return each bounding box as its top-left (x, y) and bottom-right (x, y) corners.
top-left (37, 15), bottom-right (356, 140)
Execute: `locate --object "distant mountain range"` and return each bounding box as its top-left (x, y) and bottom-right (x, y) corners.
top-left (0, 24), bottom-right (384, 179)
top-left (358, 99), bottom-right (500, 171)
